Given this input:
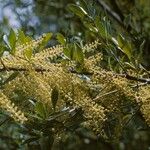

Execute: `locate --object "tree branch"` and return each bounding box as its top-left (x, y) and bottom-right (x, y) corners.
top-left (97, 0), bottom-right (122, 24)
top-left (96, 0), bottom-right (131, 32)
top-left (0, 67), bottom-right (47, 72)
top-left (120, 73), bottom-right (150, 84)
top-left (0, 66), bottom-right (150, 84)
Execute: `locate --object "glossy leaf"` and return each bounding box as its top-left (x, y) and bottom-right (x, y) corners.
top-left (73, 43), bottom-right (84, 64)
top-left (83, 21), bottom-right (98, 33)
top-left (95, 17), bottom-right (110, 39)
top-left (117, 35), bottom-right (132, 60)
top-left (77, 0), bottom-right (88, 12)
top-left (67, 4), bottom-right (88, 18)
top-left (56, 33), bottom-right (66, 45)
top-left (8, 29), bottom-right (16, 54)
top-left (35, 102), bottom-right (47, 119)
top-left (24, 48), bottom-right (33, 60)
top-left (37, 33), bottom-right (52, 51)
top-left (17, 29), bottom-right (32, 45)
top-left (63, 44), bottom-right (74, 60)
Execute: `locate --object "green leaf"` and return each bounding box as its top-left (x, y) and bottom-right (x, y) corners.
top-left (77, 0), bottom-right (88, 12)
top-left (0, 44), bottom-right (5, 57)
top-left (95, 17), bottom-right (110, 39)
top-left (17, 29), bottom-right (32, 45)
top-left (63, 44), bottom-right (74, 60)
top-left (51, 87), bottom-right (59, 111)
top-left (3, 72), bottom-right (19, 85)
top-left (24, 48), bottom-right (32, 60)
top-left (67, 4), bottom-right (88, 18)
top-left (8, 29), bottom-right (16, 54)
top-left (37, 33), bottom-right (52, 52)
top-left (73, 43), bottom-right (84, 64)
top-left (83, 21), bottom-right (98, 33)
top-left (117, 35), bottom-right (132, 60)
top-left (22, 137), bottom-right (40, 145)
top-left (124, 62), bottom-right (136, 70)
top-left (122, 114), bottom-right (133, 125)
top-left (56, 33), bottom-right (66, 45)
top-left (35, 102), bottom-right (47, 119)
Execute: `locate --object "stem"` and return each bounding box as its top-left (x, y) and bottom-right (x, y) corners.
top-left (0, 66), bottom-right (150, 84)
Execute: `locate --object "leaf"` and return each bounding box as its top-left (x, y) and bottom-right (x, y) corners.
top-left (95, 17), bottom-right (110, 39)
top-left (122, 114), bottom-right (133, 125)
top-left (117, 35), bottom-right (132, 60)
top-left (37, 33), bottom-right (52, 52)
top-left (77, 0), bottom-right (88, 12)
top-left (83, 21), bottom-right (98, 33)
top-left (124, 62), bottom-right (136, 70)
top-left (8, 29), bottom-right (16, 54)
top-left (67, 4), bottom-right (88, 18)
top-left (73, 43), bottom-right (84, 64)
top-left (51, 87), bottom-right (59, 111)
top-left (17, 29), bottom-right (32, 45)
top-left (3, 72), bottom-right (19, 85)
top-left (0, 44), bottom-right (5, 57)
top-left (123, 14), bottom-right (131, 28)
top-left (24, 48), bottom-right (32, 60)
top-left (63, 44), bottom-right (74, 60)
top-left (56, 33), bottom-right (66, 45)
top-left (22, 137), bottom-right (40, 145)
top-left (35, 102), bottom-right (47, 119)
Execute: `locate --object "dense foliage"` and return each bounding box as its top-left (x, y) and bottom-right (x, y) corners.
top-left (0, 0), bottom-right (150, 149)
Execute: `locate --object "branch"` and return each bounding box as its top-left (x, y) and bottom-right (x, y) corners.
top-left (0, 67), bottom-right (47, 72)
top-left (0, 66), bottom-right (150, 84)
top-left (97, 0), bottom-right (122, 23)
top-left (119, 73), bottom-right (150, 84)
top-left (109, 0), bottom-right (124, 21)
top-left (96, 0), bottom-right (131, 32)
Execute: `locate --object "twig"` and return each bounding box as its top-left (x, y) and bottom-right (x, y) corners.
top-left (96, 0), bottom-right (131, 32)
top-left (0, 66), bottom-right (150, 84)
top-left (0, 117), bottom-right (11, 126)
top-left (96, 0), bottom-right (122, 25)
top-left (0, 67), bottom-right (47, 72)
top-left (94, 90), bottom-right (118, 102)
top-left (119, 73), bottom-right (150, 84)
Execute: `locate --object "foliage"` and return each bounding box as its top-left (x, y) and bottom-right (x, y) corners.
top-left (0, 0), bottom-right (150, 150)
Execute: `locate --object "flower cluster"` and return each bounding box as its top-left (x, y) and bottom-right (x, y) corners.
top-left (0, 92), bottom-right (27, 123)
top-left (0, 33), bottom-right (150, 136)
top-left (137, 86), bottom-right (150, 125)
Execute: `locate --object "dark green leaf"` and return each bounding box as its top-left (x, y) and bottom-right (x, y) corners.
top-left (63, 44), bottom-right (74, 60)
top-left (117, 35), bottom-right (132, 60)
top-left (73, 43), bottom-right (84, 64)
top-left (95, 17), bottom-right (110, 39)
top-left (83, 21), bottom-right (98, 33)
top-left (35, 102), bottom-right (47, 119)
top-left (8, 29), bottom-right (16, 54)
top-left (51, 87), bottom-right (59, 110)
top-left (0, 44), bottom-right (5, 57)
top-left (67, 4), bottom-right (88, 18)
top-left (22, 137), bottom-right (40, 145)
top-left (3, 72), bottom-right (19, 85)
